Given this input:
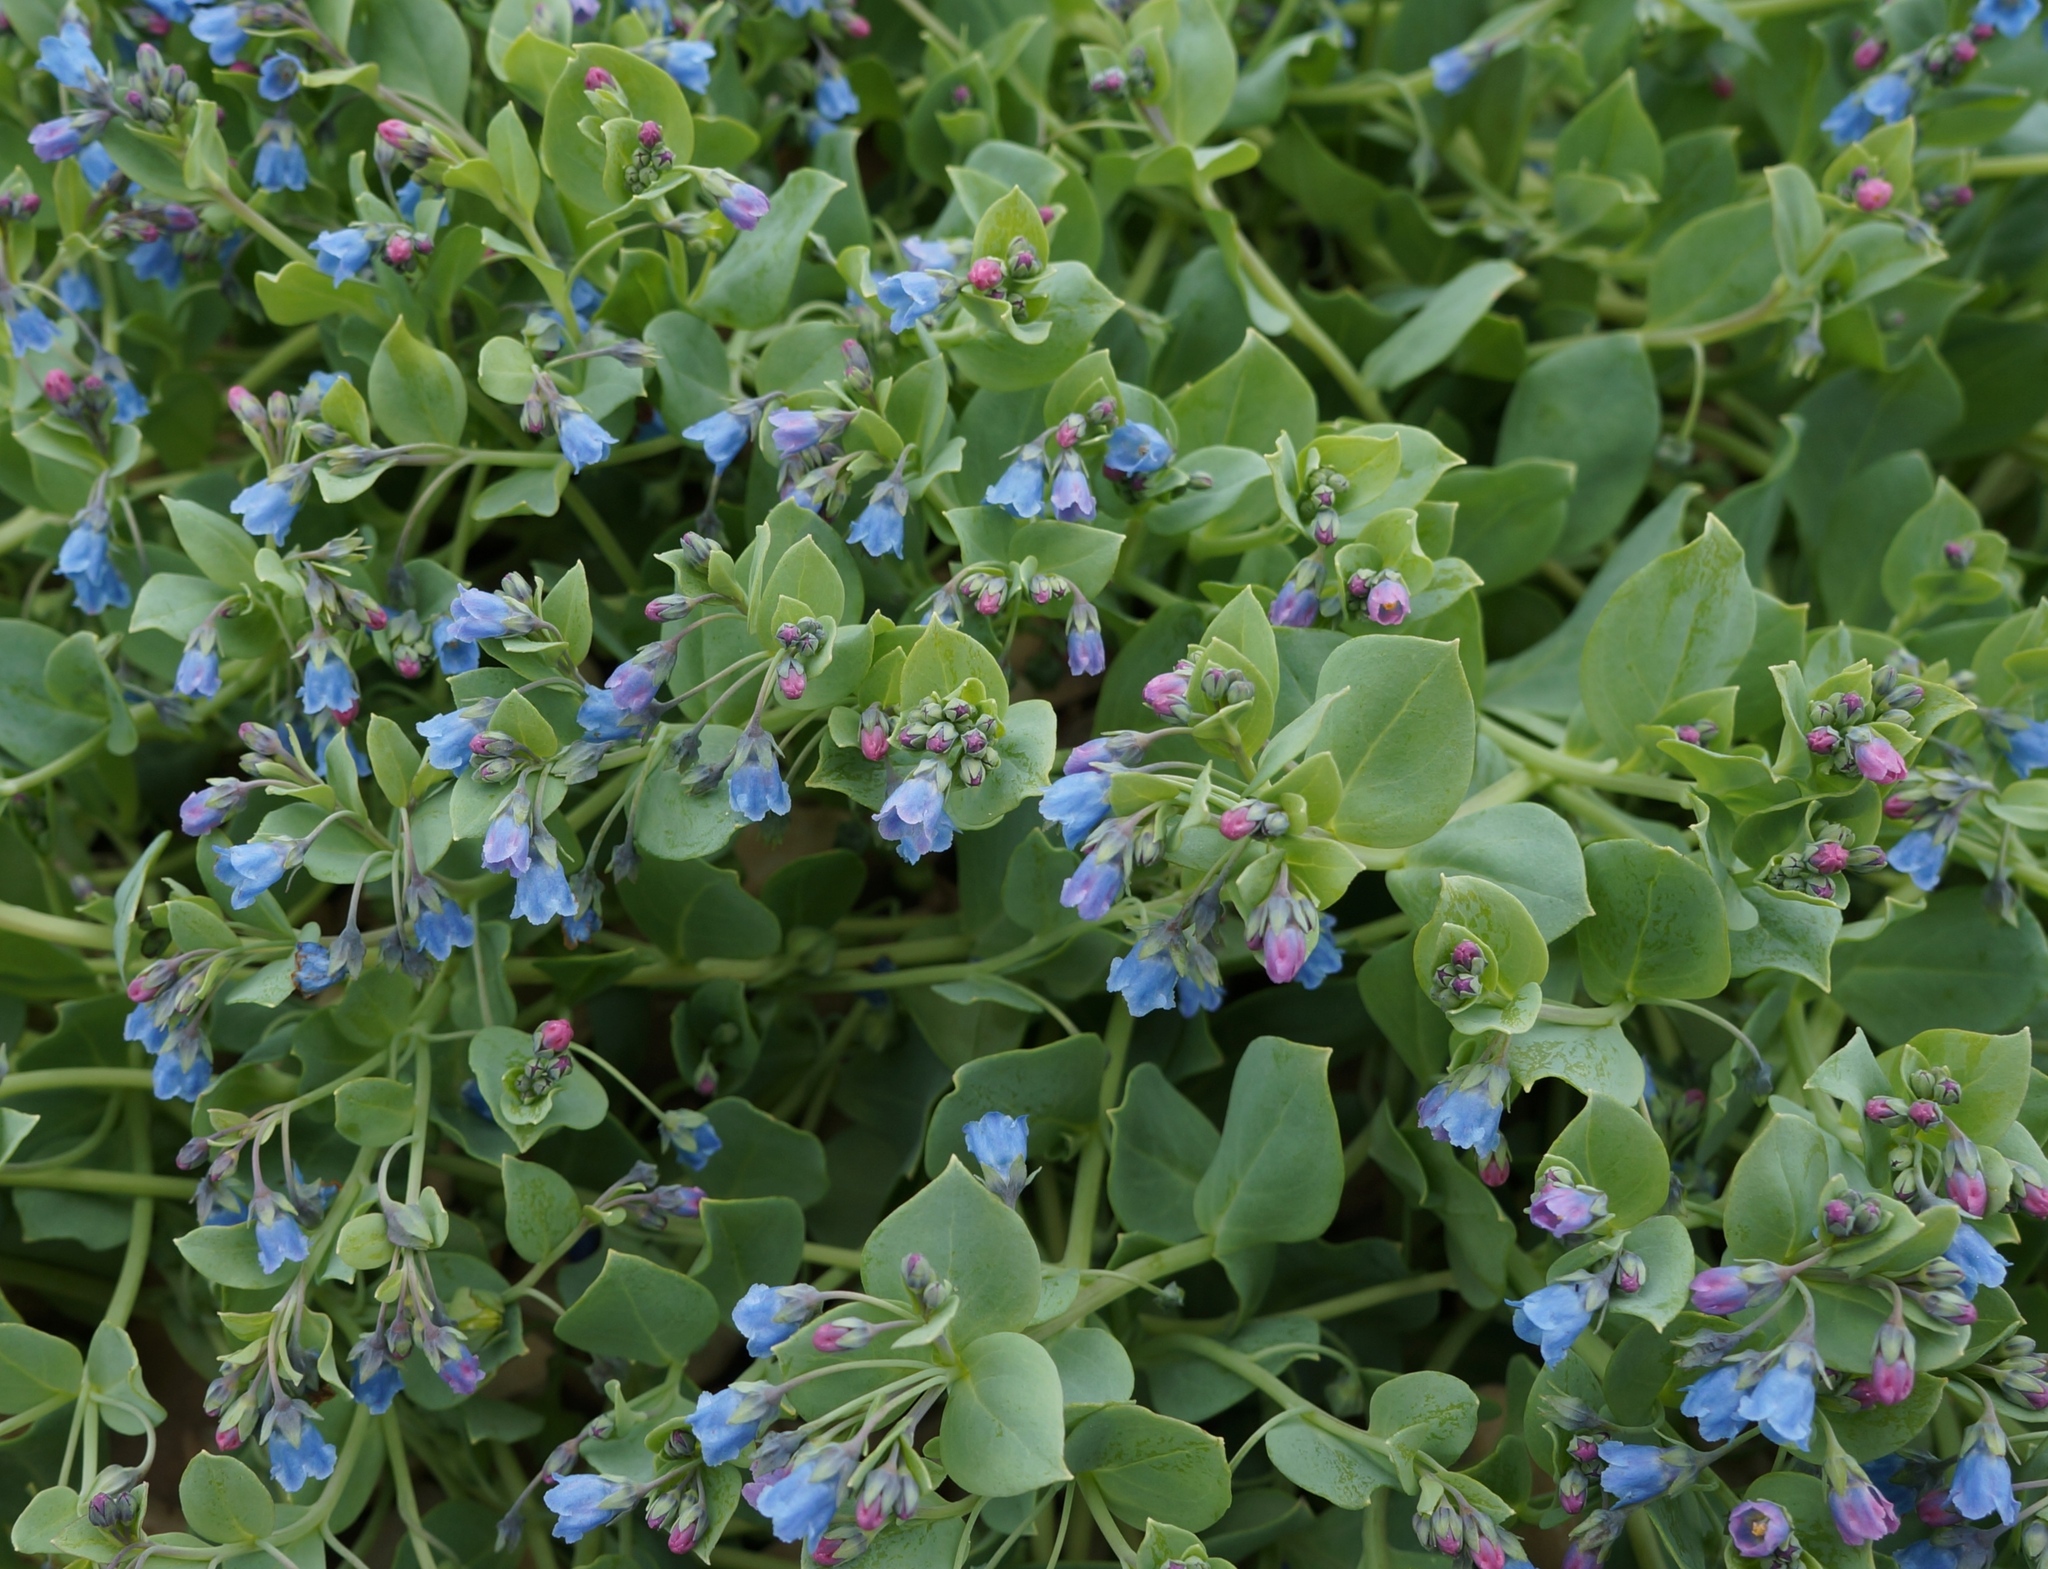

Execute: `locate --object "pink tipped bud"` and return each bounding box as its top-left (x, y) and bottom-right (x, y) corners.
top-left (1853, 35), bottom-right (1888, 68)
top-left (1710, 72), bottom-right (1735, 97)
top-left (1038, 205), bottom-right (1056, 223)
top-left (779, 667), bottom-right (807, 700)
top-left (967, 256), bottom-right (1004, 291)
top-left (1855, 177), bottom-right (1894, 212)
top-left (41, 369), bottom-right (74, 403)
top-left (1810, 840), bottom-right (1850, 874)
top-left (384, 233), bottom-right (416, 267)
top-left (638, 120), bottom-right (663, 147)
top-left (1954, 36), bottom-right (1978, 60)
top-left (228, 384), bottom-right (263, 422)
top-left (377, 118), bottom-right (413, 147)
top-left (1908, 1099), bottom-right (1942, 1127)
top-left (585, 66), bottom-right (618, 90)
top-left (1479, 1147), bottom-right (1510, 1187)
top-left (536, 1017), bottom-right (574, 1052)
top-left (363, 605), bottom-right (388, 631)
top-left (396, 653), bottom-right (423, 679)
top-left (843, 11), bottom-right (870, 33)
top-left (1218, 805), bottom-right (1255, 840)
top-left (1806, 726), bottom-right (1840, 754)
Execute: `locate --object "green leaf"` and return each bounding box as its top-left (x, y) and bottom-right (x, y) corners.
top-left (179, 1453), bottom-right (275, 1543)
top-left (1168, 330), bottom-right (1317, 453)
top-left (937, 1331), bottom-right (1072, 1496)
top-left (357, 0), bottom-right (470, 113)
top-left (333, 1076), bottom-right (416, 1146)
top-left (1108, 1064), bottom-right (1221, 1244)
top-left (1367, 1370), bottom-right (1478, 1468)
top-left (1388, 803), bottom-right (1591, 941)
top-left (695, 169), bottom-right (847, 330)
top-left (689, 1195), bottom-right (807, 1314)
top-left (369, 318), bottom-right (468, 447)
top-left (1362, 261), bottom-right (1524, 392)
top-left (1265, 1420), bottom-right (1396, 1508)
top-left (948, 263), bottom-right (1124, 393)
top-left (1065, 1405), bottom-right (1233, 1531)
top-left (1543, 1095), bottom-right (1670, 1228)
top-left (1578, 841), bottom-right (1732, 1005)
top-left (1555, 71), bottom-right (1664, 190)
top-left (1309, 636), bottom-right (1475, 849)
top-left (1496, 334), bottom-right (1660, 554)
top-left (698, 1098), bottom-right (829, 1206)
top-left (1607, 1213), bottom-right (1694, 1330)
top-left (1192, 1037), bottom-right (1343, 1255)
top-left (1438, 459), bottom-right (1575, 589)
top-left (501, 1155), bottom-right (583, 1264)
top-left (467, 1026), bottom-right (610, 1150)
top-left (0, 1322), bottom-right (82, 1413)
top-left (1833, 888), bottom-right (2048, 1046)
top-left (862, 1161), bottom-right (1043, 1343)
top-left (1045, 1326), bottom-right (1135, 1406)
top-left (555, 1251), bottom-right (718, 1365)
top-left (1505, 1021), bottom-right (1647, 1102)
top-left (924, 1033), bottom-right (1107, 1177)
top-left (1721, 1111), bottom-right (1829, 1263)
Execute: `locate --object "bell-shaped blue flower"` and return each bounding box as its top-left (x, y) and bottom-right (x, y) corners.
top-left (877, 270), bottom-right (944, 333)
top-left (1104, 421), bottom-right (1173, 475)
top-left (1595, 1442), bottom-right (1696, 1506)
top-left (649, 37), bottom-right (715, 90)
top-left (1296, 914), bottom-right (1344, 990)
top-left (413, 898), bottom-right (475, 960)
top-left (8, 303), bottom-right (57, 357)
top-left (729, 725), bottom-right (791, 822)
top-left (214, 840), bottom-right (290, 909)
top-left (558, 409), bottom-right (618, 473)
top-left (258, 49), bottom-right (304, 99)
top-left (1507, 1280), bottom-right (1592, 1366)
top-left (298, 642), bottom-right (358, 718)
top-left (875, 769), bottom-right (953, 862)
top-left (1679, 1363), bottom-right (1745, 1442)
top-left (312, 228), bottom-right (373, 287)
top-left (815, 71), bottom-right (860, 122)
top-left (986, 446), bottom-right (1047, 517)
top-left (1946, 1225), bottom-right (2009, 1298)
top-left (231, 477), bottom-right (300, 545)
top-left (544, 1475), bottom-right (625, 1543)
top-left (127, 238), bottom-right (182, 289)
top-left (255, 129), bottom-right (309, 192)
top-left (684, 407), bottom-right (751, 473)
top-left (512, 853), bottom-right (580, 926)
top-left (267, 1408), bottom-right (336, 1492)
top-left (687, 1384), bottom-right (774, 1466)
top-left (250, 1187), bottom-right (309, 1274)
top-left (1429, 45), bottom-right (1476, 94)
top-left (849, 484), bottom-right (907, 558)
top-left (191, 1), bottom-right (248, 63)
top-left (55, 270), bottom-right (100, 312)
top-left (38, 24), bottom-right (106, 89)
top-left (1736, 1348), bottom-right (1816, 1448)
top-left (1040, 769), bottom-right (1114, 849)
top-left (733, 1282), bottom-right (822, 1357)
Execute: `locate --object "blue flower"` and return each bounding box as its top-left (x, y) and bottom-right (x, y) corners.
top-left (30, 120), bottom-right (83, 162)
top-left (78, 143), bottom-right (117, 187)
top-left (687, 1384), bottom-right (773, 1465)
top-left (268, 1411), bottom-right (336, 1492)
top-left (849, 486), bottom-right (906, 557)
top-left (1974, 0), bottom-right (2042, 34)
top-left (729, 725), bottom-right (791, 822)
top-left (1952, 1429), bottom-right (2017, 1525)
top-left (231, 478), bottom-right (299, 545)
top-left (143, 0), bottom-right (194, 20)
top-left (153, 1041), bottom-right (213, 1101)
top-left (293, 939), bottom-right (343, 994)
top-left (758, 1452), bottom-right (849, 1549)
top-left (1888, 829), bottom-right (1947, 890)
top-left (1105, 422), bottom-right (1172, 475)
top-left (684, 407), bottom-right (751, 473)
top-left (1179, 970), bottom-right (1225, 1016)
top-left (1050, 457), bottom-right (1095, 522)
top-left (350, 1359), bottom-right (404, 1414)
top-left (446, 587), bottom-right (525, 641)
top-left (1067, 607), bottom-right (1105, 675)
top-left (255, 129), bottom-right (309, 192)
top-left (8, 304), bottom-right (56, 357)
top-left (769, 408), bottom-right (828, 456)
top-left (299, 644), bottom-right (358, 718)
top-left (1429, 45), bottom-right (1476, 94)
top-left (38, 24), bottom-right (106, 89)
top-left (815, 71), bottom-right (860, 122)
top-left (215, 840), bottom-right (290, 908)
top-left (128, 238), bottom-right (183, 289)
top-left (177, 644), bottom-right (221, 699)
top-left (1270, 577), bottom-right (1320, 627)
top-left (1296, 914), bottom-right (1344, 989)
top-left (877, 270), bottom-right (944, 333)
top-left (544, 1475), bottom-right (624, 1543)
top-left (251, 1189), bottom-right (309, 1274)
top-left (1040, 769), bottom-right (1114, 849)
top-left (1417, 1067), bottom-right (1506, 1154)
top-left (1595, 1442), bottom-right (1695, 1506)
top-left (1680, 1363), bottom-right (1745, 1442)
top-left (875, 771), bottom-right (953, 863)
top-left (417, 707), bottom-right (486, 773)
top-left (660, 1108), bottom-right (723, 1168)
top-left (903, 236), bottom-right (959, 271)
top-left (964, 1112), bottom-right (1031, 1204)
top-left (57, 524), bottom-right (129, 613)
top-left (513, 856), bottom-right (579, 926)
top-left (558, 410), bottom-right (618, 473)
top-left (414, 899), bottom-right (475, 960)
top-left (1507, 1280), bottom-right (1591, 1365)
top-left (649, 37), bottom-right (715, 90)
top-left (258, 49), bottom-right (303, 99)
top-left (1947, 1224), bottom-right (2009, 1297)
top-left (1108, 942), bottom-right (1180, 1016)
top-left (482, 803), bottom-right (532, 877)
top-left (191, 1), bottom-right (248, 63)
top-left (733, 1283), bottom-right (821, 1357)
top-left (1061, 851), bottom-right (1125, 921)
top-left (577, 684), bottom-right (646, 743)
top-left (431, 615), bottom-right (479, 674)
top-left (1822, 93), bottom-right (1877, 145)
top-left (1865, 72), bottom-right (1912, 120)
top-left (312, 228), bottom-right (373, 287)
top-left (986, 447), bottom-right (1046, 517)
top-left (777, 0), bottom-right (824, 13)
top-left (1736, 1354), bottom-right (1815, 1448)
top-left (106, 371), bottom-right (148, 425)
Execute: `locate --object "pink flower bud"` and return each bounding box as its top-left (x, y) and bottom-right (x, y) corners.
top-left (536, 1018), bottom-right (574, 1052)
top-left (1710, 72), bottom-right (1734, 97)
top-left (1142, 667), bottom-right (1189, 718)
top-left (1884, 792), bottom-right (1915, 818)
top-left (1855, 177), bottom-right (1894, 212)
top-left (639, 120), bottom-right (663, 147)
top-left (1675, 724), bottom-right (1701, 744)
top-left (396, 653), bottom-right (423, 679)
top-left (967, 256), bottom-right (1004, 291)
top-left (779, 666), bottom-right (807, 700)
top-left (1038, 205), bottom-right (1056, 223)
top-left (377, 118), bottom-right (414, 148)
top-left (1218, 805), bottom-right (1255, 840)
top-left (1479, 1147), bottom-right (1511, 1187)
top-left (1806, 726), bottom-right (1839, 753)
top-left (384, 233), bottom-right (416, 266)
top-left (585, 66), bottom-right (618, 90)
top-left (1853, 734), bottom-right (1908, 783)
top-left (1949, 1169), bottom-right (1988, 1216)
top-left (1810, 840), bottom-right (1850, 874)
top-left (1908, 1099), bottom-right (1942, 1127)
top-left (842, 11), bottom-right (870, 34)
top-left (1955, 36), bottom-right (1977, 60)
top-left (40, 369), bottom-right (73, 403)
top-left (1853, 36), bottom-right (1887, 68)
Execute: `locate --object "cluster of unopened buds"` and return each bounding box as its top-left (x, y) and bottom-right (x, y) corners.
top-left (1761, 825), bottom-right (1888, 898)
top-left (1982, 1334), bottom-right (2048, 1409)
top-left (1218, 799), bottom-right (1290, 840)
top-left (41, 368), bottom-right (134, 440)
top-left (773, 617), bottom-right (826, 700)
top-left (508, 1018), bottom-right (577, 1105)
top-left (1430, 939), bottom-right (1487, 1006)
top-left (1141, 658), bottom-right (1254, 722)
top-left (893, 695), bottom-right (1003, 786)
top-left (1822, 1188), bottom-right (1887, 1238)
top-left (1413, 1475), bottom-right (1527, 1569)
top-left (1866, 1071), bottom-right (1997, 1213)
top-left (1841, 163), bottom-right (1896, 212)
top-left (1299, 464), bottom-right (1351, 545)
top-left (1088, 46), bottom-right (1154, 97)
top-left (626, 120), bottom-right (677, 194)
top-left (30, 33), bottom-right (200, 161)
top-left (1805, 689), bottom-right (1914, 783)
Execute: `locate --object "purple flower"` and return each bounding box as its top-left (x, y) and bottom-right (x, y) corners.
top-left (1270, 578), bottom-right (1320, 627)
top-left (1050, 456), bottom-right (1096, 522)
top-left (1831, 1471), bottom-right (1900, 1546)
top-left (1851, 731), bottom-right (1908, 783)
top-left (874, 770), bottom-right (953, 863)
top-left (482, 801), bottom-right (533, 877)
top-left (1060, 851), bottom-right (1125, 921)
top-left (1729, 1502), bottom-right (1791, 1559)
top-left (29, 119), bottom-right (83, 162)
top-left (1528, 1176), bottom-right (1606, 1238)
top-left (1689, 1265), bottom-right (1757, 1315)
top-left (721, 182), bottom-right (770, 229)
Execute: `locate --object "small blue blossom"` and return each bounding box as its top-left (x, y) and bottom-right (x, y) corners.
top-left (544, 1475), bottom-right (625, 1543)
top-left (1040, 769), bottom-right (1114, 849)
top-left (875, 771), bottom-right (953, 863)
top-left (648, 37), bottom-right (715, 91)
top-left (350, 1358), bottom-right (404, 1414)
top-left (78, 143), bottom-right (117, 187)
top-left (1105, 422), bottom-right (1173, 475)
top-left (687, 1384), bottom-right (773, 1466)
top-left (7, 304), bottom-right (57, 357)
top-left (660, 1108), bottom-right (722, 1168)
top-left (848, 484), bottom-right (906, 557)
top-left (1974, 0), bottom-right (2041, 34)
top-left (1596, 1442), bottom-right (1697, 1507)
top-left (1061, 848), bottom-right (1125, 921)
top-left (231, 478), bottom-right (300, 545)
top-left (815, 71), bottom-right (860, 122)
top-left (1952, 1423), bottom-right (2017, 1525)
top-left (1429, 45), bottom-right (1476, 94)
top-left (1889, 830), bottom-right (1947, 891)
top-left (191, 1), bottom-right (248, 63)
top-left (1680, 1363), bottom-right (1746, 1442)
top-left (128, 238), bottom-right (183, 289)
top-left (417, 705), bottom-right (489, 773)
top-left (57, 523), bottom-right (130, 614)
top-left (512, 853), bottom-right (580, 926)
top-left (54, 271), bottom-right (99, 314)
top-left (298, 642), bottom-right (358, 718)
top-left (558, 410), bottom-right (618, 472)
top-left (1736, 1348), bottom-right (1817, 1448)
top-left (251, 1188), bottom-right (310, 1274)
top-left (1296, 914), bottom-right (1344, 989)
top-left (1947, 1225), bottom-right (2009, 1298)
top-left (413, 899), bottom-right (475, 960)
top-left (684, 407), bottom-right (751, 473)
top-left (986, 446), bottom-right (1046, 517)
top-left (1107, 938), bottom-right (1180, 1016)
top-left (258, 50), bottom-right (304, 99)
top-left (1417, 1063), bottom-right (1508, 1154)
top-left (214, 839), bottom-right (290, 909)
top-left (177, 644), bottom-right (221, 699)
top-left (1822, 93), bottom-right (1877, 145)
top-left (267, 1409), bottom-right (336, 1492)
top-left (38, 24), bottom-right (107, 90)
top-left (964, 1112), bottom-right (1032, 1205)
top-left (482, 801), bottom-right (532, 876)
top-left (432, 615), bottom-right (479, 674)
top-left (313, 228), bottom-right (373, 286)
top-left (758, 1450), bottom-right (852, 1549)
top-left (255, 125), bottom-right (309, 192)
top-left (729, 725), bottom-right (791, 822)
top-left (876, 270), bottom-right (944, 332)
top-left (446, 587), bottom-right (526, 641)
top-left (733, 1283), bottom-right (822, 1356)
top-left (152, 1037), bottom-right (214, 1101)
top-left (903, 236), bottom-right (960, 271)
top-left (1507, 1280), bottom-right (1592, 1365)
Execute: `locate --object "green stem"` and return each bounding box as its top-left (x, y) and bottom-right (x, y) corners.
top-left (1061, 1002), bottom-right (1132, 1271)
top-left (0, 1067), bottom-right (155, 1100)
top-left (208, 183), bottom-right (316, 267)
top-left (1478, 717), bottom-right (1696, 803)
top-left (1032, 1235), bottom-right (1215, 1339)
top-left (0, 1167), bottom-right (191, 1198)
top-left (103, 1096), bottom-right (153, 1329)
top-left (0, 899), bottom-right (117, 948)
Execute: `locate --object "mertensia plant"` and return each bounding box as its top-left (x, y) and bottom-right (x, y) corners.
top-left (7, 0), bottom-right (2048, 1561)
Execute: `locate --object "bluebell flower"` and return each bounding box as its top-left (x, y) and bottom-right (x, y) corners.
top-left (251, 1188), bottom-right (310, 1274)
top-left (1050, 454), bottom-right (1096, 521)
top-left (660, 1108), bottom-right (723, 1168)
top-left (432, 614), bottom-right (479, 674)
top-left (1104, 422), bottom-right (1172, 475)
top-left (877, 270), bottom-right (945, 332)
top-left (721, 182), bottom-right (770, 229)
top-left (38, 24), bottom-right (107, 89)
top-left (544, 1475), bottom-right (625, 1543)
top-left (54, 274), bottom-right (98, 315)
top-left (577, 684), bottom-right (646, 743)
top-left (417, 705), bottom-right (489, 773)
top-left (987, 448), bottom-right (1047, 517)
top-left (124, 1004), bottom-right (170, 1053)
top-left (687, 1384), bottom-right (775, 1465)
top-left (648, 37), bottom-right (716, 90)
top-left (903, 236), bottom-right (960, 271)
top-left (482, 801), bottom-right (533, 877)
top-left (815, 71), bottom-right (860, 121)
top-left (312, 228), bottom-right (373, 286)
top-left (1822, 93), bottom-right (1877, 145)
top-left (1067, 602), bottom-right (1105, 674)
top-left (1680, 1363), bottom-right (1745, 1441)
top-left (153, 1038), bottom-right (214, 1101)
top-left (255, 126), bottom-right (309, 192)
top-left (768, 408), bottom-right (831, 456)
top-left (258, 49), bottom-right (303, 99)
top-left (191, 1), bottom-right (248, 63)
top-left (267, 1409), bottom-right (336, 1492)
top-left (1507, 1280), bottom-right (1592, 1365)
top-left (143, 0), bottom-right (194, 21)
top-left (1269, 577), bottom-right (1320, 626)
top-left (230, 477), bottom-right (299, 545)
top-left (1040, 768), bottom-right (1114, 849)
top-left (1296, 914), bottom-right (1344, 989)
top-left (446, 586), bottom-right (526, 641)
top-left (1429, 45), bottom-right (1476, 94)
top-left (1596, 1442), bottom-right (1698, 1507)
top-left (512, 853), bottom-right (580, 926)
top-left (729, 724), bottom-right (791, 822)
top-left (350, 1358), bottom-right (404, 1414)
top-left (849, 483), bottom-right (907, 557)
top-left (569, 277), bottom-right (602, 330)
top-left (203, 1188), bottom-right (249, 1225)
top-left (875, 770), bottom-right (953, 863)
top-left (1108, 942), bottom-right (1180, 1016)
top-left (733, 1283), bottom-right (822, 1356)
top-left (558, 410), bottom-right (618, 472)
top-left (1061, 848), bottom-right (1125, 921)
top-left (1898, 1532), bottom-right (2003, 1569)
top-left (293, 939), bottom-right (344, 994)
top-left (777, 0), bottom-right (824, 13)
top-left (413, 898), bottom-right (475, 960)
top-left (563, 885), bottom-right (602, 945)
top-left (1865, 73), bottom-right (1912, 120)
top-left (298, 642), bottom-right (358, 718)
top-left (1179, 969), bottom-right (1226, 1016)
top-left (78, 143), bottom-right (117, 187)
top-left (30, 120), bottom-right (84, 162)
top-left (57, 523), bottom-right (129, 613)
top-left (1947, 1225), bottom-right (2009, 1297)
top-left (1417, 1062), bottom-right (1508, 1153)
top-left (214, 839), bottom-right (290, 908)
top-left (127, 238), bottom-right (183, 289)
top-left (178, 643), bottom-right (221, 699)
top-left (758, 1450), bottom-right (853, 1549)
top-left (684, 407), bottom-right (751, 473)
top-left (105, 371), bottom-right (148, 425)
top-left (964, 1111), bottom-right (1031, 1205)
top-left (1974, 0), bottom-right (2042, 32)
top-left (1736, 1348), bottom-right (1816, 1447)
top-left (7, 304), bottom-right (56, 357)
top-left (1951, 1423), bottom-right (2017, 1525)
top-left (1888, 829), bottom-right (1947, 890)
